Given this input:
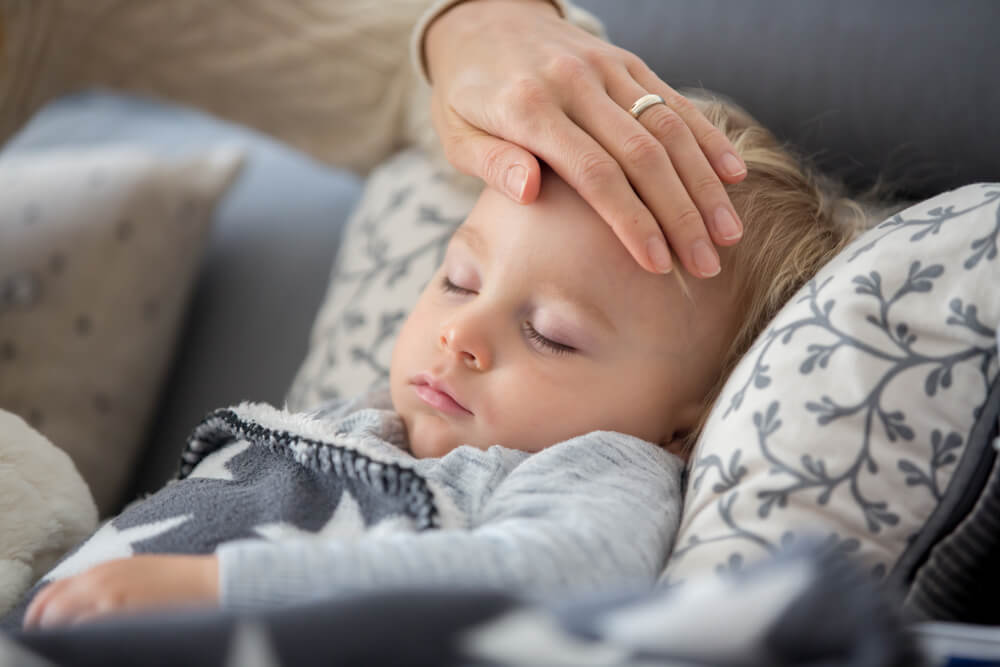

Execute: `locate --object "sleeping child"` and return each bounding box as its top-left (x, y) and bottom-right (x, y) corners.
top-left (11, 96), bottom-right (865, 630)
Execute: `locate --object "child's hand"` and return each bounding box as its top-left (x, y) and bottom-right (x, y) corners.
top-left (23, 554), bottom-right (219, 630)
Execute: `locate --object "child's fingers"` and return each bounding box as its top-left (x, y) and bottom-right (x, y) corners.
top-left (69, 608), bottom-right (110, 627)
top-left (23, 581), bottom-right (61, 629)
top-left (26, 581), bottom-right (90, 630)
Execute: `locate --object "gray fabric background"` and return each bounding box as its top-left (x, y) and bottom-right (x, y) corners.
top-left (579, 0), bottom-right (999, 196)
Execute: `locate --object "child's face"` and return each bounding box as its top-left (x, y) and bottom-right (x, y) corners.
top-left (390, 174), bottom-right (738, 459)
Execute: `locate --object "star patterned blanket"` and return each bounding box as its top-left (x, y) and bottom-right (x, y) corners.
top-left (1, 402), bottom-right (445, 628)
top-left (1, 404), bottom-right (920, 665)
top-left (4, 545), bottom-right (918, 666)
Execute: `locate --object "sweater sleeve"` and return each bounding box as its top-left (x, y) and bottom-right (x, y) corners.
top-left (215, 431), bottom-right (683, 610)
top-left (2, 1), bottom-right (605, 176)
top-left (1, 0), bottom-right (436, 174)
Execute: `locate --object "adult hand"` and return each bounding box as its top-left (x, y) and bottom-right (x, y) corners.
top-left (425, 0), bottom-right (747, 278)
top-left (23, 555), bottom-right (219, 629)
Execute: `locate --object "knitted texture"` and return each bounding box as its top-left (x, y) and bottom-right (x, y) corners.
top-left (1, 0), bottom-right (432, 174)
top-left (1, 0), bottom-right (603, 175)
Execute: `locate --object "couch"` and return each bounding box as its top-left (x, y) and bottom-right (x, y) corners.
top-left (1, 1), bottom-right (998, 664)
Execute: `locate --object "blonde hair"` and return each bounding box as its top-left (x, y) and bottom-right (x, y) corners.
top-left (678, 93), bottom-right (871, 456)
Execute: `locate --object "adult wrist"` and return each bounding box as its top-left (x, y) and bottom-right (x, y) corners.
top-left (411, 0), bottom-right (569, 85)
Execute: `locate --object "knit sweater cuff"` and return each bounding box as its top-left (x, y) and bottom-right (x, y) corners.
top-left (409, 0), bottom-right (572, 85)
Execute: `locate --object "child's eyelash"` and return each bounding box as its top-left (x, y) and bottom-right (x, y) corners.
top-left (440, 277), bottom-right (574, 356)
top-left (523, 322), bottom-right (575, 355)
top-left (440, 277), bottom-right (475, 295)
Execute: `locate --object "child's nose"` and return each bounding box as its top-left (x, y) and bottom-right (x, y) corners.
top-left (439, 325), bottom-right (492, 372)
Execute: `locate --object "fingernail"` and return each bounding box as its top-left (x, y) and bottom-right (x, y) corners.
top-left (714, 207), bottom-right (742, 241)
top-left (505, 164), bottom-right (528, 201)
top-left (692, 240), bottom-right (721, 277)
top-left (646, 237), bottom-right (672, 273)
top-left (722, 152), bottom-right (746, 178)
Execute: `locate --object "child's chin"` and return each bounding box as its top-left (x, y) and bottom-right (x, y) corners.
top-left (406, 419), bottom-right (465, 459)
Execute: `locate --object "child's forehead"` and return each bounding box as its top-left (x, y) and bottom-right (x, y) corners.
top-left (470, 177), bottom-right (612, 243)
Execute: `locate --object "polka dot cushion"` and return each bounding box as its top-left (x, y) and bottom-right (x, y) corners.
top-left (0, 146), bottom-right (243, 514)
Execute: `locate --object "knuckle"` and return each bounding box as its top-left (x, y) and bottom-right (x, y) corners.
top-left (44, 599), bottom-right (66, 620)
top-left (480, 142), bottom-right (512, 186)
top-left (580, 46), bottom-right (611, 69)
top-left (700, 124), bottom-right (731, 150)
top-left (620, 50), bottom-right (646, 73)
top-left (544, 54), bottom-right (590, 85)
top-left (621, 132), bottom-right (663, 170)
top-left (645, 108), bottom-right (688, 142)
top-left (100, 590), bottom-right (127, 611)
top-left (690, 173), bottom-right (723, 199)
top-left (667, 92), bottom-right (697, 117)
top-left (575, 152), bottom-right (619, 191)
top-left (670, 206), bottom-right (706, 235)
top-left (501, 77), bottom-right (550, 118)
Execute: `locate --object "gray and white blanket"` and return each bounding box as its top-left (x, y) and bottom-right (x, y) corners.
top-left (1, 402), bottom-right (445, 627)
top-left (0, 401), bottom-right (919, 664)
top-left (3, 395), bottom-right (683, 623)
top-left (4, 545), bottom-right (918, 666)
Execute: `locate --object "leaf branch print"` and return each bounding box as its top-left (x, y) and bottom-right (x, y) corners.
top-left (848, 187), bottom-right (1000, 264)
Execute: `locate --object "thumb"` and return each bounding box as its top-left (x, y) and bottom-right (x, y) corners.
top-left (471, 134), bottom-right (541, 204)
top-left (439, 118), bottom-right (541, 203)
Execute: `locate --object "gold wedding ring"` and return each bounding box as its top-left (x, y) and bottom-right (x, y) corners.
top-left (629, 93), bottom-right (666, 120)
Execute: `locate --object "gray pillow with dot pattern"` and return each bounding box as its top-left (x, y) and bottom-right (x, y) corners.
top-left (0, 146), bottom-right (243, 515)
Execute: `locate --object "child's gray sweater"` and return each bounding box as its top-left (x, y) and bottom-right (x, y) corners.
top-left (2, 387), bottom-right (683, 626)
top-left (216, 388), bottom-right (684, 609)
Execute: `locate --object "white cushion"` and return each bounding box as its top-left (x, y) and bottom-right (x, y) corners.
top-left (664, 183), bottom-right (1000, 583)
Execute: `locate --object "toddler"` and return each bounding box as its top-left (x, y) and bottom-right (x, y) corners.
top-left (14, 97), bottom-right (863, 630)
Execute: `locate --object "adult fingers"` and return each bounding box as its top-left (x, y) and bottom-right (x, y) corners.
top-left (630, 94), bottom-right (746, 251)
top-left (606, 75), bottom-right (745, 261)
top-left (432, 95), bottom-right (542, 204)
top-left (434, 85), bottom-right (676, 273)
top-left (628, 57), bottom-right (748, 185)
top-left (570, 85), bottom-right (723, 277)
top-left (532, 116), bottom-right (677, 274)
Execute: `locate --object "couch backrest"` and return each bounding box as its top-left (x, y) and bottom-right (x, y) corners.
top-left (578, 0), bottom-right (999, 199)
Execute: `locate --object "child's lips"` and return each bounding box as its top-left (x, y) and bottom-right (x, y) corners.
top-left (411, 375), bottom-right (472, 416)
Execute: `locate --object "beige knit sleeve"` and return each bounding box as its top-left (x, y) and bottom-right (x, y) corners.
top-left (408, 0), bottom-right (605, 84)
top-left (0, 0), bottom-right (436, 174)
top-left (1, 1), bottom-right (606, 175)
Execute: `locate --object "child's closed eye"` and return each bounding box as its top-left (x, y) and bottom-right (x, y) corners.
top-left (523, 321), bottom-right (575, 355)
top-left (440, 275), bottom-right (576, 355)
top-left (440, 276), bottom-right (476, 295)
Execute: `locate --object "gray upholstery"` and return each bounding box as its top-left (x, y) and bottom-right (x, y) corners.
top-left (901, 375), bottom-right (1000, 623)
top-left (578, 0), bottom-right (1000, 197)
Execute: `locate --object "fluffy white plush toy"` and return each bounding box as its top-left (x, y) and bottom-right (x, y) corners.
top-left (0, 409), bottom-right (97, 616)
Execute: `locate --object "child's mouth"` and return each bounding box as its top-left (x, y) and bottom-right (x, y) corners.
top-left (410, 375), bottom-right (473, 416)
